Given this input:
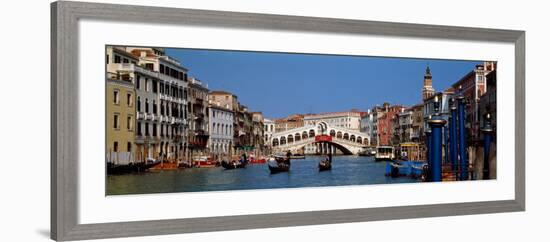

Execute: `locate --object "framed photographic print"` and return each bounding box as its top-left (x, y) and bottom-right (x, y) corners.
top-left (51, 1), bottom-right (525, 241)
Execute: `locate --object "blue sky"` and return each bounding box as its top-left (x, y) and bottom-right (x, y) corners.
top-left (166, 48), bottom-right (480, 119)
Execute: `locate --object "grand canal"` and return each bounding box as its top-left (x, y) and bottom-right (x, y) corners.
top-left (107, 156), bottom-right (419, 195)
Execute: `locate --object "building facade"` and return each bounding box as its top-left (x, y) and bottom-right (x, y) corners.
top-left (479, 68), bottom-right (497, 133)
top-left (303, 111), bottom-right (363, 132)
top-left (263, 118), bottom-right (275, 147)
top-left (208, 103), bottom-right (234, 160)
top-left (274, 114), bottom-right (304, 132)
top-left (396, 108), bottom-right (413, 143)
top-left (187, 77), bottom-right (210, 157)
top-left (106, 46), bottom-right (188, 163)
top-left (376, 103), bottom-right (403, 146)
top-left (251, 112), bottom-right (266, 156)
top-left (452, 61), bottom-right (495, 141)
top-left (409, 104), bottom-right (424, 143)
top-left (105, 72), bottom-right (136, 165)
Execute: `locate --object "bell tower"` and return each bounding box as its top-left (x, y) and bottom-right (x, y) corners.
top-left (422, 65), bottom-right (435, 100)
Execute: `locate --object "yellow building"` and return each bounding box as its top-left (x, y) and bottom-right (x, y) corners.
top-left (106, 78), bottom-right (136, 164)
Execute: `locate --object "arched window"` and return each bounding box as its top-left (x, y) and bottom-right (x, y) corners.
top-left (145, 98), bottom-right (149, 113)
top-left (137, 97), bottom-right (141, 112)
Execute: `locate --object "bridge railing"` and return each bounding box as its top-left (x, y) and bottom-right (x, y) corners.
top-left (273, 136), bottom-right (366, 149)
top-left (332, 137), bottom-right (368, 147)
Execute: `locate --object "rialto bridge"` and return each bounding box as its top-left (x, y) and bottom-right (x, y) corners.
top-left (270, 121), bottom-right (370, 155)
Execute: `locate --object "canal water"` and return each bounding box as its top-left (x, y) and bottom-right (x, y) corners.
top-left (107, 156), bottom-right (418, 195)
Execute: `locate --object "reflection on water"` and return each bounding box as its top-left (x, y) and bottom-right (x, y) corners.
top-left (107, 156), bottom-right (418, 195)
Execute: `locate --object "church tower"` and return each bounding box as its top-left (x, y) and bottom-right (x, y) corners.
top-left (422, 65), bottom-right (435, 100)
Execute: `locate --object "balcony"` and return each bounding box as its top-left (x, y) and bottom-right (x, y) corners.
top-left (108, 63), bottom-right (159, 79)
top-left (159, 72), bottom-right (184, 85)
top-left (136, 112), bottom-right (146, 120)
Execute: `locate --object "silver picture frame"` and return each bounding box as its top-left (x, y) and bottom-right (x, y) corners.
top-left (51, 1), bottom-right (525, 240)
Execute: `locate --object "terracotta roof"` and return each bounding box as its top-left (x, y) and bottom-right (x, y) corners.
top-left (130, 49), bottom-right (157, 58)
top-left (210, 90), bottom-right (235, 96)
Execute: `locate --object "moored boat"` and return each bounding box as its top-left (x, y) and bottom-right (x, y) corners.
top-left (358, 147), bottom-right (376, 156)
top-left (249, 155), bottom-right (267, 164)
top-left (375, 146), bottom-right (395, 161)
top-left (250, 158), bottom-right (266, 164)
top-left (193, 156), bottom-right (219, 168)
top-left (221, 160), bottom-right (247, 169)
top-left (107, 160), bottom-right (160, 174)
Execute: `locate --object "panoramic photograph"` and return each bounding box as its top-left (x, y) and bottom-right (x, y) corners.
top-left (105, 46), bottom-right (497, 195)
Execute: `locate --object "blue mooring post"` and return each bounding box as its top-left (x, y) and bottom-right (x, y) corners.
top-left (481, 112), bottom-right (493, 180)
top-left (428, 96), bottom-right (447, 182)
top-left (449, 98), bottom-right (458, 180)
top-left (444, 125), bottom-right (449, 164)
top-left (457, 96), bottom-right (467, 180)
top-left (425, 129), bottom-right (432, 181)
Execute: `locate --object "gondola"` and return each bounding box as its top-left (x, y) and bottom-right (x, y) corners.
top-left (221, 160), bottom-right (246, 170)
top-left (268, 163), bottom-right (290, 174)
top-left (107, 161), bottom-right (160, 175)
top-left (318, 160), bottom-right (332, 171)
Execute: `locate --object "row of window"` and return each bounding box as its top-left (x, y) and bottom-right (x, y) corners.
top-left (113, 90), bottom-right (133, 107)
top-left (112, 88), bottom-right (185, 119)
top-left (111, 141), bottom-right (132, 152)
top-left (211, 110), bottom-right (232, 121)
top-left (107, 54), bottom-right (137, 65)
top-left (135, 121), bottom-right (184, 138)
top-left (306, 117), bottom-right (355, 125)
top-left (159, 63), bottom-right (186, 81)
top-left (211, 123), bottom-right (233, 136)
top-left (136, 75), bottom-right (186, 99)
top-left (113, 113), bottom-right (133, 131)
top-left (107, 53), bottom-right (187, 82)
top-left (135, 96), bottom-right (185, 119)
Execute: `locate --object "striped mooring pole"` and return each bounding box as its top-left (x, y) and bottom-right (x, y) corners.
top-left (481, 112), bottom-right (493, 180)
top-left (425, 129), bottom-right (432, 181)
top-left (428, 96), bottom-right (447, 182)
top-left (449, 98), bottom-right (458, 180)
top-left (457, 95), bottom-right (467, 180)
